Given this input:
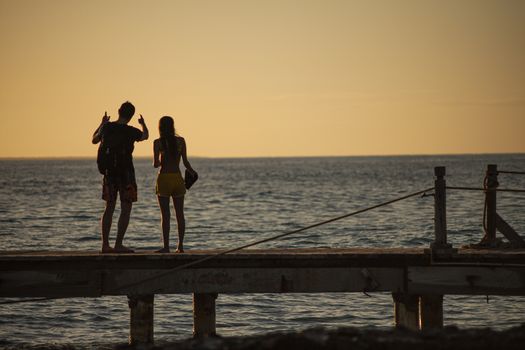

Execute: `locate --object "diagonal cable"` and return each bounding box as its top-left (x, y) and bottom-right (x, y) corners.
top-left (111, 187), bottom-right (433, 293)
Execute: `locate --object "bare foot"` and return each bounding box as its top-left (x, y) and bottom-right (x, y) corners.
top-left (101, 246), bottom-right (115, 254)
top-left (175, 247), bottom-right (184, 253)
top-left (114, 245), bottom-right (134, 253)
top-left (155, 247), bottom-right (170, 253)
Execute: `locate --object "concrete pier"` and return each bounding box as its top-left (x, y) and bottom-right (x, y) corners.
top-left (1, 248), bottom-right (524, 344)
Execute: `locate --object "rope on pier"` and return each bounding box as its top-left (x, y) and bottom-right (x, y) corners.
top-left (111, 187), bottom-right (434, 294)
top-left (0, 186), bottom-right (433, 305)
top-left (447, 186), bottom-right (525, 193)
top-left (3, 168), bottom-right (524, 306)
top-left (0, 297), bottom-right (63, 305)
top-left (498, 170), bottom-right (525, 175)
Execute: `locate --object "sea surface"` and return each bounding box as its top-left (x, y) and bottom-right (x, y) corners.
top-left (0, 155), bottom-right (524, 348)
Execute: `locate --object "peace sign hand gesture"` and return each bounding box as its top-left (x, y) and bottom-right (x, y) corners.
top-left (101, 111), bottom-right (110, 125)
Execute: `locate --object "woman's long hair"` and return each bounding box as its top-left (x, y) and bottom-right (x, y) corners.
top-left (159, 116), bottom-right (178, 158)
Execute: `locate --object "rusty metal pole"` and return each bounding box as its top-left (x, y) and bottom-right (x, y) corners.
top-left (423, 168), bottom-right (452, 329)
top-left (484, 164), bottom-right (498, 243)
top-left (431, 166), bottom-right (451, 250)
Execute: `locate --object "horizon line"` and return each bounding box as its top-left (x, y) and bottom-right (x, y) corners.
top-left (1, 151), bottom-right (524, 161)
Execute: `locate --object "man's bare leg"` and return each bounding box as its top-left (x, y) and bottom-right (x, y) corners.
top-left (101, 200), bottom-right (116, 253)
top-left (114, 200), bottom-right (134, 253)
top-left (173, 196), bottom-right (185, 253)
top-left (156, 196), bottom-right (171, 253)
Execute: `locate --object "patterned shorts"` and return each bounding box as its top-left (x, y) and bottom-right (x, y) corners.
top-left (102, 175), bottom-right (138, 203)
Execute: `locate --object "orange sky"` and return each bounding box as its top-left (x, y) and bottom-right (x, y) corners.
top-left (1, 0), bottom-right (524, 158)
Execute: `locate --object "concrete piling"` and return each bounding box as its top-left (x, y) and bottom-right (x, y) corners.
top-left (193, 293), bottom-right (218, 337)
top-left (393, 293), bottom-right (420, 331)
top-left (128, 294), bottom-right (154, 344)
top-left (419, 294), bottom-right (444, 330)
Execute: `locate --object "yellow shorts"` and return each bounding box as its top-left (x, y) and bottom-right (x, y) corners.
top-left (156, 172), bottom-right (186, 198)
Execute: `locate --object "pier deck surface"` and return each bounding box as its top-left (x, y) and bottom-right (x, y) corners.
top-left (1, 247), bottom-right (524, 266)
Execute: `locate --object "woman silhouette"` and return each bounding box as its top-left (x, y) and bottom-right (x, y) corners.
top-left (153, 116), bottom-right (196, 253)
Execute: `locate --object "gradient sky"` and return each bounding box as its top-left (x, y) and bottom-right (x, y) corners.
top-left (1, 0), bottom-right (524, 158)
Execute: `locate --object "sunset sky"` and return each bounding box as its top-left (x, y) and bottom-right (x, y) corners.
top-left (1, 0), bottom-right (524, 158)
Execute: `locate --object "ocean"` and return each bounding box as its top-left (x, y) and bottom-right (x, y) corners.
top-left (1, 154), bottom-right (524, 348)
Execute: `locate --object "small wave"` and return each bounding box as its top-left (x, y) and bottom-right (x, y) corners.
top-left (68, 215), bottom-right (94, 220)
top-left (212, 229), bottom-right (257, 235)
top-left (0, 218), bottom-right (20, 223)
top-left (91, 314), bottom-right (111, 322)
top-left (257, 191), bottom-right (273, 196)
top-left (77, 236), bottom-right (97, 242)
top-left (226, 193), bottom-right (248, 199)
top-left (403, 237), bottom-right (431, 245)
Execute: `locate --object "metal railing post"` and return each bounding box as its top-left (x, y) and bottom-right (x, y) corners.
top-left (484, 164), bottom-right (499, 243)
top-left (431, 166), bottom-right (451, 250)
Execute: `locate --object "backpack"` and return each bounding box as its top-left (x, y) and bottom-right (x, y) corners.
top-left (97, 127), bottom-right (129, 176)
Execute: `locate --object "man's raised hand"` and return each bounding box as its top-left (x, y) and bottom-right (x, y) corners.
top-left (138, 114), bottom-right (145, 125)
top-left (101, 111), bottom-right (110, 124)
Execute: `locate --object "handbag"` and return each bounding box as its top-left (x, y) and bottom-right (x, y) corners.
top-left (184, 169), bottom-right (198, 189)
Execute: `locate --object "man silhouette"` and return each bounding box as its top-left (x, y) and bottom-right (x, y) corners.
top-left (92, 101), bottom-right (148, 253)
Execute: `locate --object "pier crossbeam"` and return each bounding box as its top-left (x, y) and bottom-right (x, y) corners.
top-left (1, 248), bottom-right (524, 298)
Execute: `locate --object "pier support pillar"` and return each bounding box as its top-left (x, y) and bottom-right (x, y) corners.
top-left (128, 294), bottom-right (154, 344)
top-left (193, 293), bottom-right (217, 338)
top-left (419, 294), bottom-right (443, 330)
top-left (393, 293), bottom-right (419, 331)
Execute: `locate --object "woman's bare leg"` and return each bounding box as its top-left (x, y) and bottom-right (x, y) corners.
top-left (173, 195), bottom-right (185, 253)
top-left (157, 195), bottom-right (171, 252)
